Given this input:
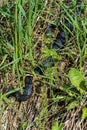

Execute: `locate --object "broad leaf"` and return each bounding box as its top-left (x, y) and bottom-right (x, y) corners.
top-left (82, 107), bottom-right (87, 120)
top-left (68, 68), bottom-right (85, 93)
top-left (67, 101), bottom-right (79, 110)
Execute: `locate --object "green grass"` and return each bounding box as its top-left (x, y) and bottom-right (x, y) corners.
top-left (0, 0), bottom-right (87, 130)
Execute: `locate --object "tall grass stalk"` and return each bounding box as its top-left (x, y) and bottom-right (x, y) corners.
top-left (27, 0), bottom-right (34, 65)
top-left (13, 0), bottom-right (19, 73)
top-left (13, 0), bottom-right (25, 75)
top-left (58, 1), bottom-right (85, 71)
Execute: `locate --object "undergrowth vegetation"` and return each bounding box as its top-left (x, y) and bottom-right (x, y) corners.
top-left (0, 0), bottom-right (87, 130)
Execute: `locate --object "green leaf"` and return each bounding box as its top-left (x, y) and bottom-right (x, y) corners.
top-left (67, 101), bottom-right (79, 110)
top-left (52, 121), bottom-right (63, 130)
top-left (18, 3), bottom-right (26, 18)
top-left (42, 46), bottom-right (62, 60)
top-left (68, 68), bottom-right (84, 87)
top-left (82, 107), bottom-right (87, 120)
top-left (68, 68), bottom-right (85, 93)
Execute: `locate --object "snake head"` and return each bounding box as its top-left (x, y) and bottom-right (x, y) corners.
top-left (25, 75), bottom-right (33, 85)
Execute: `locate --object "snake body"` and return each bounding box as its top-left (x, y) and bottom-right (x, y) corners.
top-left (5, 28), bottom-right (67, 101)
top-left (5, 76), bottom-right (33, 102)
top-left (15, 76), bottom-right (33, 101)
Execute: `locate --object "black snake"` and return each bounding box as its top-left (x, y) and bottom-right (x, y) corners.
top-left (4, 1), bottom-right (83, 102)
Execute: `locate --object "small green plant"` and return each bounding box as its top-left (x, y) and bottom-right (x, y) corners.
top-left (42, 46), bottom-right (62, 60)
top-left (52, 121), bottom-right (63, 130)
top-left (68, 68), bottom-right (85, 94)
top-left (67, 68), bottom-right (87, 110)
top-left (82, 107), bottom-right (87, 120)
top-left (54, 68), bottom-right (87, 110)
